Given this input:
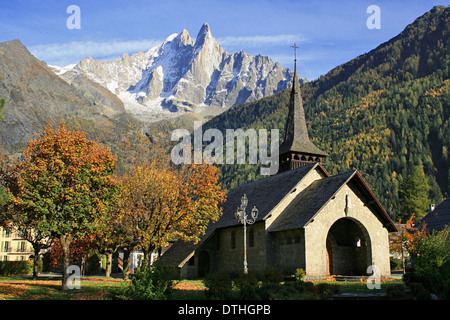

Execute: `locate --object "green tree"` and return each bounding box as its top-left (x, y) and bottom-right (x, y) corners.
top-left (398, 165), bottom-right (431, 222)
top-left (405, 225), bottom-right (450, 297)
top-left (6, 122), bottom-right (119, 290)
top-left (0, 98), bottom-right (5, 121)
top-left (0, 153), bottom-right (11, 225)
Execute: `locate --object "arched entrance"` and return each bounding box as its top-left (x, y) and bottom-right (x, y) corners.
top-left (326, 218), bottom-right (371, 276)
top-left (198, 251), bottom-right (210, 278)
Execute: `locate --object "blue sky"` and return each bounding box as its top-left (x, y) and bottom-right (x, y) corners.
top-left (0, 0), bottom-right (446, 80)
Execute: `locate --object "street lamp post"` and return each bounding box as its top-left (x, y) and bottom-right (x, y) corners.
top-left (234, 194), bottom-right (259, 274)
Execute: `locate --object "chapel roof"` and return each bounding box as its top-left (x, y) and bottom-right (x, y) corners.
top-left (161, 163), bottom-right (326, 267)
top-left (268, 170), bottom-right (397, 233)
top-left (420, 199), bottom-right (450, 233)
top-left (161, 164), bottom-right (397, 268)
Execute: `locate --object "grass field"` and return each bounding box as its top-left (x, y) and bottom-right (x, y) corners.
top-left (0, 275), bottom-right (403, 300)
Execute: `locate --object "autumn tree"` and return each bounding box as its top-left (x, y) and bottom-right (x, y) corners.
top-left (120, 160), bottom-right (226, 267)
top-left (46, 235), bottom-right (97, 275)
top-left (93, 204), bottom-right (130, 278)
top-left (116, 130), bottom-right (226, 267)
top-left (402, 213), bottom-right (426, 251)
top-left (6, 122), bottom-right (119, 290)
top-left (403, 213), bottom-right (450, 296)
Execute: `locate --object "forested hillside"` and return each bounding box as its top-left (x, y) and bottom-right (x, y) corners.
top-left (204, 5), bottom-right (449, 220)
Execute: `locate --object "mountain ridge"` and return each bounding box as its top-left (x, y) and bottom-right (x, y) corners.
top-left (203, 5), bottom-right (449, 219)
top-left (0, 38), bottom-right (139, 154)
top-left (59, 23), bottom-right (294, 120)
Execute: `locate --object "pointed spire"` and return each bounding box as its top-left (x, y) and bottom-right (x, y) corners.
top-left (279, 46), bottom-right (328, 162)
top-left (194, 23), bottom-right (212, 49)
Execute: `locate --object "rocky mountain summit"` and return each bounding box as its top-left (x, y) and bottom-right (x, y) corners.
top-left (64, 23), bottom-right (294, 118)
top-left (0, 39), bottom-right (135, 154)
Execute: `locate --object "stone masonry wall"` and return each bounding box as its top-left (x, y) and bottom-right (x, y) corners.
top-left (304, 183), bottom-right (391, 279)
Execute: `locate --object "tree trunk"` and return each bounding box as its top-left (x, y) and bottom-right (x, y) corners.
top-left (143, 244), bottom-right (155, 268)
top-left (122, 249), bottom-right (130, 281)
top-left (60, 234), bottom-right (72, 291)
top-left (105, 252), bottom-right (112, 277)
top-left (32, 244), bottom-right (40, 280)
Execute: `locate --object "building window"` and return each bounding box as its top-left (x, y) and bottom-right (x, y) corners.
top-left (231, 230), bottom-right (236, 249)
top-left (3, 241), bottom-right (10, 253)
top-left (249, 228), bottom-right (255, 247)
top-left (18, 241), bottom-right (26, 253)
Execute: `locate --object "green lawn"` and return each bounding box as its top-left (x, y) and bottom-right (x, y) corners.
top-left (0, 276), bottom-right (402, 300)
top-left (321, 279), bottom-right (403, 294)
top-left (0, 276), bottom-right (125, 300)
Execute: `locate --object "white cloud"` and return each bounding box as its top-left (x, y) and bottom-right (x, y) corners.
top-left (28, 33), bottom-right (308, 68)
top-left (217, 34), bottom-right (308, 48)
top-left (29, 38), bottom-right (163, 66)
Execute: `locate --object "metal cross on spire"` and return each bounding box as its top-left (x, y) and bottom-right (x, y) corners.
top-left (291, 43), bottom-right (300, 62)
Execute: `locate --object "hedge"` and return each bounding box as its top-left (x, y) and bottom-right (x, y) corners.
top-left (0, 260), bottom-right (42, 276)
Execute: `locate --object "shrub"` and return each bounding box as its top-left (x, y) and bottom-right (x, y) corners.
top-left (113, 262), bottom-right (173, 300)
top-left (286, 280), bottom-right (308, 293)
top-left (271, 286), bottom-right (299, 300)
top-left (386, 284), bottom-right (408, 300)
top-left (86, 253), bottom-right (101, 275)
top-left (0, 260), bottom-right (39, 276)
top-left (402, 270), bottom-right (424, 286)
top-left (405, 227), bottom-right (450, 296)
top-left (268, 282), bottom-right (320, 300)
top-left (203, 271), bottom-right (233, 299)
top-left (260, 267), bottom-right (284, 284)
top-left (238, 285), bottom-right (261, 300)
top-left (390, 258), bottom-right (404, 271)
top-left (233, 272), bottom-right (259, 289)
top-left (257, 283), bottom-right (283, 300)
top-left (416, 288), bottom-right (431, 300)
top-left (316, 283), bottom-right (339, 297)
top-left (442, 278), bottom-right (450, 300)
top-left (294, 268), bottom-right (306, 281)
top-left (306, 282), bottom-right (319, 294)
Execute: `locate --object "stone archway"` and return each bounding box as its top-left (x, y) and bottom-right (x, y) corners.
top-left (326, 218), bottom-right (372, 276)
top-left (198, 251), bottom-right (210, 278)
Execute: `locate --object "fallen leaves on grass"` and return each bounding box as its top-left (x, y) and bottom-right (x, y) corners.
top-left (173, 281), bottom-right (207, 291)
top-left (0, 282), bottom-right (29, 299)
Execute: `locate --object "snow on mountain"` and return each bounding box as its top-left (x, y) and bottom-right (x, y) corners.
top-left (56, 23), bottom-right (294, 118)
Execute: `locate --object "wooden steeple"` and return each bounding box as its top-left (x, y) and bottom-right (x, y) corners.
top-left (278, 45), bottom-right (328, 173)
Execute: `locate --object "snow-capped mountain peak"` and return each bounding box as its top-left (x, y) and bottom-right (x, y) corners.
top-left (57, 23), bottom-right (293, 118)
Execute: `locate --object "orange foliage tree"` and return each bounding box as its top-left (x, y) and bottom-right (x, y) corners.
top-left (46, 235), bottom-right (97, 272)
top-left (7, 123), bottom-right (119, 290)
top-left (402, 213), bottom-right (427, 254)
top-left (120, 161), bottom-right (226, 266)
top-left (116, 131), bottom-right (227, 267)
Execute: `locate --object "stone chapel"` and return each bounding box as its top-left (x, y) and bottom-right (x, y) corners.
top-left (161, 59), bottom-right (397, 280)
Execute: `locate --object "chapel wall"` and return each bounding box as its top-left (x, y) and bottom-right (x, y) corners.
top-left (304, 183), bottom-right (391, 279)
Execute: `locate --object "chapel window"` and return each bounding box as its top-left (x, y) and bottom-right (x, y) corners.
top-left (231, 230), bottom-right (236, 249)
